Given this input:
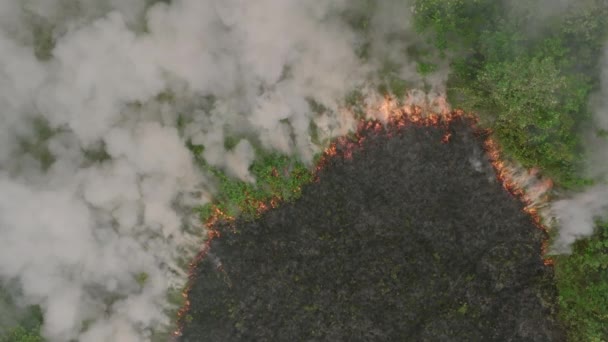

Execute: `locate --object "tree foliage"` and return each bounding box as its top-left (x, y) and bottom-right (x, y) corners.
top-left (554, 222), bottom-right (608, 342)
top-left (0, 297), bottom-right (44, 342)
top-left (0, 326), bottom-right (43, 342)
top-left (471, 55), bottom-right (586, 181)
top-left (414, 0), bottom-right (608, 187)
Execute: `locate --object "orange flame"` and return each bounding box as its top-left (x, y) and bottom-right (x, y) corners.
top-left (174, 95), bottom-right (555, 337)
top-left (172, 194), bottom-right (283, 338)
top-left (482, 137), bottom-right (554, 266)
top-left (316, 96), bottom-right (554, 265)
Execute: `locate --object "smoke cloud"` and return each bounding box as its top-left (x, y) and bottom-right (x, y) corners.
top-left (550, 39), bottom-right (608, 252)
top-left (5, 0), bottom-right (605, 338)
top-left (0, 0), bottom-right (431, 341)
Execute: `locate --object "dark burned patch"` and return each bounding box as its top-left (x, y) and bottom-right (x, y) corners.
top-left (181, 119), bottom-right (564, 341)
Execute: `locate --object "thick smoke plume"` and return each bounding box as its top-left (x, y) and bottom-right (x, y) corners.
top-left (0, 1), bottom-right (431, 341)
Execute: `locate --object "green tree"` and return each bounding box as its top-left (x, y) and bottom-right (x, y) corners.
top-left (413, 0), bottom-right (499, 53)
top-left (554, 222), bottom-right (608, 342)
top-left (465, 54), bottom-right (588, 184)
top-left (1, 326), bottom-right (43, 342)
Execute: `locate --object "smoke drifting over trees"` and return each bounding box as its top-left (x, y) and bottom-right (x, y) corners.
top-left (0, 1), bottom-right (433, 341)
top-left (0, 0), bottom-right (607, 341)
top-left (412, 0), bottom-right (608, 252)
top-left (182, 119), bottom-right (563, 341)
top-left (552, 42), bottom-right (608, 251)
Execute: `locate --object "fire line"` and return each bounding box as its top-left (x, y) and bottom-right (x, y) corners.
top-left (172, 96), bottom-right (555, 339)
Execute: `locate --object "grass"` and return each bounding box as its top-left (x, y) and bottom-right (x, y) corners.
top-left (188, 140), bottom-right (314, 223)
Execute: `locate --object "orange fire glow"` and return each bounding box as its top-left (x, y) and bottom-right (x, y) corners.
top-left (319, 96), bottom-right (554, 265)
top-left (483, 137), bottom-right (554, 266)
top-left (173, 95), bottom-right (556, 337)
top-left (172, 184), bottom-right (289, 339)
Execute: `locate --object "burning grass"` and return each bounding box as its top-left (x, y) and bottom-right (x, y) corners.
top-left (317, 95), bottom-right (555, 264)
top-left (174, 95), bottom-right (560, 340)
top-left (172, 154), bottom-right (311, 339)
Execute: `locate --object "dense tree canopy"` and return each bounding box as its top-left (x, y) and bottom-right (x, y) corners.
top-left (415, 0), bottom-right (608, 187)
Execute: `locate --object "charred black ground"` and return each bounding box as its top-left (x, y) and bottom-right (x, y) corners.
top-left (181, 119), bottom-right (563, 341)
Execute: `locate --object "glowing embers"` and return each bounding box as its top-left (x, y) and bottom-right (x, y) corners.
top-left (483, 137), bottom-right (554, 266)
top-left (174, 228), bottom-right (219, 339)
top-left (314, 97), bottom-right (554, 267)
top-left (175, 96), bottom-right (557, 338)
top-left (173, 198), bottom-right (280, 339)
top-left (174, 213), bottom-right (239, 339)
top-left (314, 98), bottom-right (473, 181)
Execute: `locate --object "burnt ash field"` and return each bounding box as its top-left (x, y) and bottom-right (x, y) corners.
top-left (181, 119), bottom-right (564, 341)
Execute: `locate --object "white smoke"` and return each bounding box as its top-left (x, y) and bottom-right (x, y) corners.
top-left (551, 39), bottom-right (608, 252)
top-left (0, 0), bottom-right (426, 341)
top-left (551, 185), bottom-right (608, 251)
